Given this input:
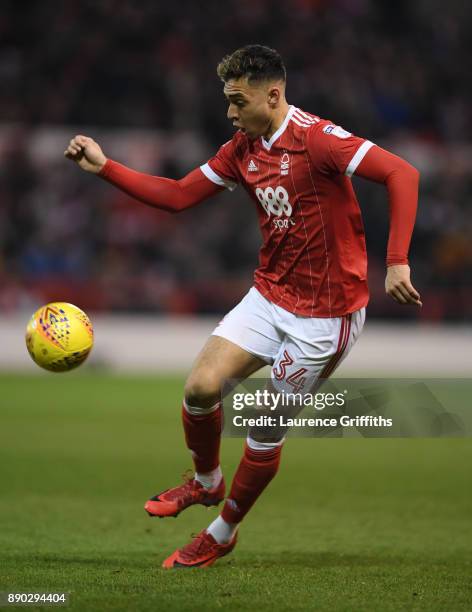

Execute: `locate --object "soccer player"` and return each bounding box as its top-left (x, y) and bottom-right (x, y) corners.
top-left (65, 45), bottom-right (421, 568)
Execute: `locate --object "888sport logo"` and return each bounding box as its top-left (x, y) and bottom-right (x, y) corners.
top-left (255, 186), bottom-right (296, 230)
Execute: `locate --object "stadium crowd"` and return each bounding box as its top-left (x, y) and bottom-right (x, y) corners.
top-left (0, 0), bottom-right (470, 319)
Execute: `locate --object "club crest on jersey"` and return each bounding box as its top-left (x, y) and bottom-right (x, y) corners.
top-left (248, 159), bottom-right (259, 172)
top-left (323, 124), bottom-right (351, 139)
top-left (280, 152), bottom-right (290, 176)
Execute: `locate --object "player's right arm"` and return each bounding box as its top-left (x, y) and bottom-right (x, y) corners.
top-left (64, 135), bottom-right (226, 213)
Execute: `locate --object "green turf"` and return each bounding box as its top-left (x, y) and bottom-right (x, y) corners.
top-left (0, 374), bottom-right (471, 611)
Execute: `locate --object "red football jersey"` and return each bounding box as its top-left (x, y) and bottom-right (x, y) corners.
top-left (200, 106), bottom-right (375, 318)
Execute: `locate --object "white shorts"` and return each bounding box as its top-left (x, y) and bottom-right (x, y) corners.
top-left (212, 287), bottom-right (365, 393)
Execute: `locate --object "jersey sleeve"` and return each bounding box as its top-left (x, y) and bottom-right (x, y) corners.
top-left (307, 121), bottom-right (375, 177)
top-left (200, 139), bottom-right (239, 191)
top-left (355, 145), bottom-right (420, 266)
top-left (99, 161), bottom-right (221, 213)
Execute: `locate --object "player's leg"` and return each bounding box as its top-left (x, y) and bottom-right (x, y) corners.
top-left (200, 307), bottom-right (366, 556)
top-left (145, 336), bottom-right (266, 518)
top-left (182, 335), bottom-right (268, 488)
top-left (146, 288), bottom-right (282, 520)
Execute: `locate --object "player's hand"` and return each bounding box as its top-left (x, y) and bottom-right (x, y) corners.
top-left (64, 135), bottom-right (107, 174)
top-left (385, 264), bottom-right (422, 307)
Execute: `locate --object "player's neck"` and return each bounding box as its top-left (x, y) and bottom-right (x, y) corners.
top-left (263, 102), bottom-right (290, 141)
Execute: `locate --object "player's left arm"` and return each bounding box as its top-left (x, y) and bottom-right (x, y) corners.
top-left (307, 124), bottom-right (421, 306)
top-left (354, 146), bottom-right (422, 307)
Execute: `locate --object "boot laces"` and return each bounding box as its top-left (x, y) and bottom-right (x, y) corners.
top-left (164, 469), bottom-right (199, 504)
top-left (179, 531), bottom-right (217, 562)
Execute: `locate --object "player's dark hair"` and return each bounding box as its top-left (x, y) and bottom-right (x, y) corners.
top-left (217, 45), bottom-right (286, 83)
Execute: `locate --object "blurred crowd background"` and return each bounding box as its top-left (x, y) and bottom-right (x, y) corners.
top-left (1, 0), bottom-right (471, 320)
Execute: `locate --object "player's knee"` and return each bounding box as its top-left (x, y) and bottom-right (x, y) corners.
top-left (184, 372), bottom-right (221, 408)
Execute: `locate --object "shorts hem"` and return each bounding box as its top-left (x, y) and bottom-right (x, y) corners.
top-left (211, 330), bottom-right (274, 365)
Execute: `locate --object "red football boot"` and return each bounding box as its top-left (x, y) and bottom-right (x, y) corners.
top-left (162, 529), bottom-right (238, 568)
top-left (144, 472), bottom-right (225, 518)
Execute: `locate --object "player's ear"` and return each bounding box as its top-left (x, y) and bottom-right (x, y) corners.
top-left (267, 84), bottom-right (282, 108)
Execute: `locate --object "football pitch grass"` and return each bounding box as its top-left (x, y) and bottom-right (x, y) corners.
top-left (0, 374), bottom-right (471, 611)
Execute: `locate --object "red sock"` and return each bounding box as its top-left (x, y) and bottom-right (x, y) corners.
top-left (182, 402), bottom-right (222, 473)
top-left (221, 442), bottom-right (282, 523)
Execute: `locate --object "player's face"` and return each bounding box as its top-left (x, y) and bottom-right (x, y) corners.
top-left (224, 78), bottom-right (279, 140)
